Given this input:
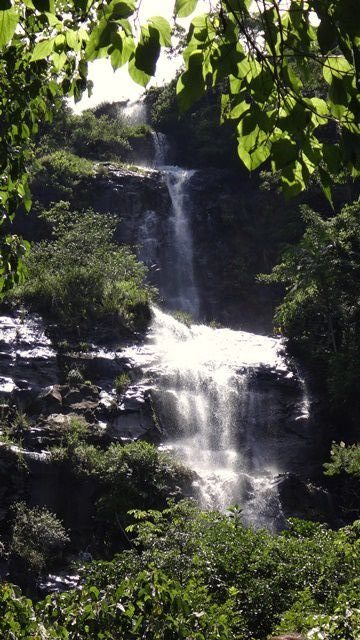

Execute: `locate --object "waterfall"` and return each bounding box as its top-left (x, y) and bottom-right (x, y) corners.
top-left (130, 134), bottom-right (312, 529)
top-left (122, 307), bottom-right (313, 530)
top-left (152, 131), bottom-right (170, 167)
top-left (120, 99), bottom-right (147, 125)
top-left (151, 132), bottom-right (200, 317)
top-left (162, 168), bottom-right (200, 317)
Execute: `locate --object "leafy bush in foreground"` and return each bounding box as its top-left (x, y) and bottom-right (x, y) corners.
top-left (1, 503), bottom-right (358, 639)
top-left (11, 201), bottom-right (154, 331)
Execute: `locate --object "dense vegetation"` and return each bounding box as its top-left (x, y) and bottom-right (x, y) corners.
top-left (2, 1), bottom-right (360, 288)
top-left (36, 102), bottom-right (152, 163)
top-left (9, 201), bottom-right (153, 332)
top-left (0, 501), bottom-right (359, 639)
top-left (262, 201), bottom-right (360, 415)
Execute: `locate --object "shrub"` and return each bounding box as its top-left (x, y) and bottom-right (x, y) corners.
top-left (66, 368), bottom-right (84, 386)
top-left (261, 202), bottom-right (360, 410)
top-left (38, 568), bottom-right (234, 640)
top-left (11, 202), bottom-right (155, 331)
top-left (10, 503), bottom-right (69, 574)
top-left (0, 583), bottom-right (42, 639)
top-left (92, 442), bottom-right (195, 533)
top-left (114, 372), bottom-right (131, 394)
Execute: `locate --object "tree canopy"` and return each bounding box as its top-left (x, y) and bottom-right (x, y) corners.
top-left (1, 0), bottom-right (360, 291)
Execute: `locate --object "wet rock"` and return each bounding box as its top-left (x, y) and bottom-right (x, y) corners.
top-left (276, 473), bottom-right (334, 523)
top-left (0, 444), bottom-right (27, 526)
top-left (108, 391), bottom-right (160, 443)
top-left (36, 386), bottom-right (63, 414)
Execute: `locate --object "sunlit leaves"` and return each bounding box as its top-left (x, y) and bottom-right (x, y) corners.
top-left (148, 16), bottom-right (171, 47)
top-left (0, 7), bottom-right (18, 49)
top-left (175, 0), bottom-right (198, 19)
top-left (177, 51), bottom-right (205, 112)
top-left (174, 0), bottom-right (360, 200)
top-left (30, 37), bottom-right (55, 61)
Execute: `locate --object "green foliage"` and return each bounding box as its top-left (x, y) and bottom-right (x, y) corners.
top-left (36, 105), bottom-right (152, 162)
top-left (324, 442), bottom-right (360, 478)
top-left (2, 1), bottom-right (360, 290)
top-left (0, 583), bottom-right (43, 639)
top-left (0, 0), bottom-right (170, 292)
top-left (92, 442), bottom-right (195, 529)
top-left (114, 372), bottom-right (131, 394)
top-left (1, 502), bottom-right (359, 638)
top-left (0, 409), bottom-right (29, 443)
top-left (10, 503), bottom-right (69, 574)
top-left (38, 567), bottom-right (233, 639)
top-left (50, 440), bottom-right (194, 536)
top-left (66, 367), bottom-right (84, 386)
top-left (176, 1), bottom-right (360, 201)
top-left (35, 502), bottom-right (360, 640)
top-left (10, 201), bottom-right (154, 331)
top-left (261, 201), bottom-right (360, 407)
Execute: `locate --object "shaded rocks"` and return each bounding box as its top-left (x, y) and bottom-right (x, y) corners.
top-left (276, 472), bottom-right (334, 523)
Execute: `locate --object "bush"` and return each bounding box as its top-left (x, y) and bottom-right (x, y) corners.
top-left (10, 503), bottom-right (69, 574)
top-left (0, 583), bottom-right (42, 639)
top-left (38, 568), bottom-right (234, 640)
top-left (94, 442), bottom-right (194, 514)
top-left (1, 505), bottom-right (359, 639)
top-left (262, 202), bottom-right (360, 410)
top-left (35, 103), bottom-right (152, 163)
top-left (11, 202), bottom-right (154, 331)
top-left (66, 368), bottom-right (84, 386)
top-left (114, 372), bottom-right (131, 394)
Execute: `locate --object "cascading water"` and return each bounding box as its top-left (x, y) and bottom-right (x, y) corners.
top-left (162, 167), bottom-right (200, 317)
top-left (151, 132), bottom-right (200, 317)
top-left (129, 132), bottom-right (312, 529)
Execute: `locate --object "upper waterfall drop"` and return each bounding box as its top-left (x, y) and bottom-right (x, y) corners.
top-left (151, 131), bottom-right (200, 318)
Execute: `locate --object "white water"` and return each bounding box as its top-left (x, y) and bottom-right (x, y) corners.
top-left (122, 307), bottom-right (299, 529)
top-left (130, 133), bottom-right (310, 528)
top-left (163, 167), bottom-right (200, 317)
top-left (151, 132), bottom-right (200, 317)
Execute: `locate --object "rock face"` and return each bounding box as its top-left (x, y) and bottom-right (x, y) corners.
top-left (275, 473), bottom-right (334, 523)
top-left (89, 166), bottom-right (290, 333)
top-left (0, 310), bottom-right (161, 540)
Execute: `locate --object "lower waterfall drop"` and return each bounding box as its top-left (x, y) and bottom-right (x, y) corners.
top-left (122, 307), bottom-right (307, 531)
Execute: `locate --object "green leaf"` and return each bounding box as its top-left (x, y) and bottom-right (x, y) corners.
top-left (30, 37), bottom-right (55, 61)
top-left (323, 55), bottom-right (353, 84)
top-left (176, 52), bottom-right (205, 112)
top-left (85, 19), bottom-right (117, 60)
top-left (319, 167), bottom-right (334, 208)
top-left (128, 56), bottom-right (150, 87)
top-left (134, 27), bottom-right (161, 76)
top-left (0, 8), bottom-right (18, 49)
top-left (271, 138), bottom-right (298, 171)
top-left (106, 0), bottom-right (135, 19)
top-left (110, 32), bottom-right (134, 70)
top-left (51, 51), bottom-right (67, 71)
top-left (66, 29), bottom-right (80, 52)
top-left (175, 0), bottom-right (198, 18)
top-left (148, 16), bottom-right (171, 47)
